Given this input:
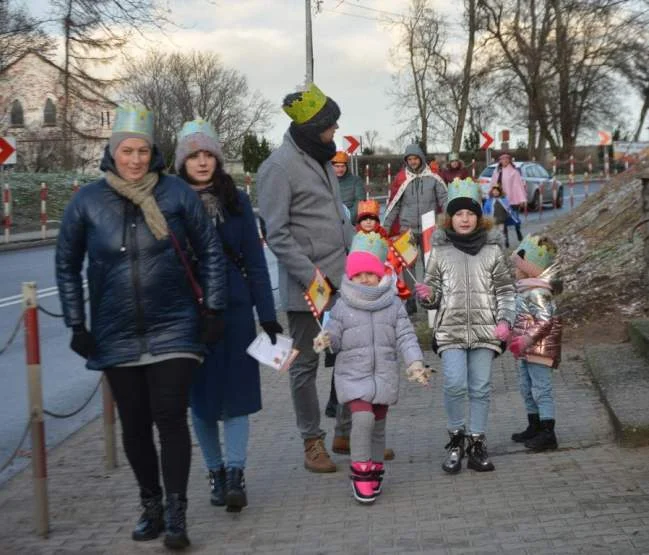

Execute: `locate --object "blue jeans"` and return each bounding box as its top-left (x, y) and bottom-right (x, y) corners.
top-left (191, 411), bottom-right (249, 470)
top-left (441, 348), bottom-right (495, 434)
top-left (518, 360), bottom-right (555, 420)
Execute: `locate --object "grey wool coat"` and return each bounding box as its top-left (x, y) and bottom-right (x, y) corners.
top-left (420, 228), bottom-right (516, 354)
top-left (325, 276), bottom-right (424, 405)
top-left (257, 131), bottom-right (355, 311)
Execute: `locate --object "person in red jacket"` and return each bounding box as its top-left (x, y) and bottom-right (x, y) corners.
top-left (442, 152), bottom-right (470, 184)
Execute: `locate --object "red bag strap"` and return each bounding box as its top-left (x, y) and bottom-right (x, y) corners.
top-left (168, 230), bottom-right (204, 305)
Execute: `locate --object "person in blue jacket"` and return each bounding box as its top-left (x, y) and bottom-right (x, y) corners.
top-left (175, 119), bottom-right (282, 514)
top-left (56, 105), bottom-right (227, 551)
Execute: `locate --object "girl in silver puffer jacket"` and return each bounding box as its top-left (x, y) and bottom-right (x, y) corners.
top-left (416, 178), bottom-right (516, 475)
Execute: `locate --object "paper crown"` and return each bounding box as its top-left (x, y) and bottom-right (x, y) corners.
top-left (447, 177), bottom-right (482, 206)
top-left (282, 83), bottom-right (327, 124)
top-left (357, 199), bottom-right (380, 221)
top-left (516, 234), bottom-right (557, 271)
top-left (350, 231), bottom-right (388, 263)
top-left (112, 104), bottom-right (154, 137)
top-left (177, 118), bottom-right (218, 142)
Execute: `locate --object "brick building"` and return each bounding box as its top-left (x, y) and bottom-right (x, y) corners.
top-left (0, 51), bottom-right (117, 171)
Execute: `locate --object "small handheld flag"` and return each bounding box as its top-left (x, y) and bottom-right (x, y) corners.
top-left (304, 267), bottom-right (333, 319)
top-left (391, 229), bottom-right (419, 268)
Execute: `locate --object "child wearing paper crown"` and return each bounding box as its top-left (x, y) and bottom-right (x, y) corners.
top-left (509, 234), bottom-right (562, 451)
top-left (313, 232), bottom-right (427, 504)
top-left (356, 199), bottom-right (410, 300)
top-left (415, 178), bottom-right (516, 474)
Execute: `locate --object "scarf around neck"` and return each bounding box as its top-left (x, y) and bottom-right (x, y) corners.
top-left (289, 122), bottom-right (337, 164)
top-left (192, 184), bottom-right (225, 225)
top-left (340, 275), bottom-right (395, 312)
top-left (445, 227), bottom-right (488, 256)
top-left (105, 171), bottom-right (168, 240)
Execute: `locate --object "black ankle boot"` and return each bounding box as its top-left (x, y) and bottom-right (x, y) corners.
top-left (164, 494), bottom-right (190, 550)
top-left (525, 419), bottom-right (558, 451)
top-left (442, 429), bottom-right (465, 474)
top-left (224, 467), bottom-right (248, 513)
top-left (132, 489), bottom-right (164, 541)
top-left (467, 434), bottom-right (495, 472)
top-left (511, 413), bottom-right (541, 443)
top-left (209, 467), bottom-right (226, 506)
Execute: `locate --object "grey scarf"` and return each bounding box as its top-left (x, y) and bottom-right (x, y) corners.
top-left (340, 275), bottom-right (395, 312)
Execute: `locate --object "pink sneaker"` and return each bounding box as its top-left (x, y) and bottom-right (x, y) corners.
top-left (370, 462), bottom-right (384, 495)
top-left (350, 461), bottom-right (377, 504)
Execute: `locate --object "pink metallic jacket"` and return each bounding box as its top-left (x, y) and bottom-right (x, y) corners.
top-left (511, 272), bottom-right (562, 368)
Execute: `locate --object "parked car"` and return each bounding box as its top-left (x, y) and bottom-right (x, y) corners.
top-left (478, 161), bottom-right (564, 210)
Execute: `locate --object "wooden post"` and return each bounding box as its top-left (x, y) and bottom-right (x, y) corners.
top-left (23, 282), bottom-right (49, 538)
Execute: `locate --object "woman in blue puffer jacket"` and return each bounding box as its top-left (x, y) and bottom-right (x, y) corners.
top-left (55, 105), bottom-right (227, 551)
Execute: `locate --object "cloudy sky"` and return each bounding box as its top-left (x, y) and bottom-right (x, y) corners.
top-left (28, 0), bottom-right (641, 153)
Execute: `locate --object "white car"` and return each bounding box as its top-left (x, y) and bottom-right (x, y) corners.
top-left (478, 161), bottom-right (564, 210)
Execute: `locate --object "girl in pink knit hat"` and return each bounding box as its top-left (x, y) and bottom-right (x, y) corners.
top-left (313, 232), bottom-right (427, 504)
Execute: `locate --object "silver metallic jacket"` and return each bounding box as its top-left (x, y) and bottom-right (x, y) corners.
top-left (511, 265), bottom-right (562, 368)
top-left (420, 228), bottom-right (516, 354)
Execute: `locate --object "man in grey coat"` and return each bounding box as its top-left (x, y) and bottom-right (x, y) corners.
top-left (382, 143), bottom-right (448, 314)
top-left (257, 83), bottom-right (354, 473)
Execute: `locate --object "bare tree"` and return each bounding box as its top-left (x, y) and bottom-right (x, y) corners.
top-left (389, 0), bottom-right (446, 152)
top-left (121, 50), bottom-right (274, 165)
top-left (362, 129), bottom-right (379, 154)
top-left (616, 39), bottom-right (649, 141)
top-left (451, 0), bottom-right (478, 153)
top-left (0, 1), bottom-right (55, 70)
top-left (49, 0), bottom-right (169, 168)
top-left (478, 0), bottom-right (644, 156)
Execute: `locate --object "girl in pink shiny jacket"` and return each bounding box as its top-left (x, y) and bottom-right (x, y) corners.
top-left (509, 234), bottom-right (562, 452)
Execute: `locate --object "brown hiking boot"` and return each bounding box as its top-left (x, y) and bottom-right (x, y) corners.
top-left (331, 436), bottom-right (395, 461)
top-left (304, 438), bottom-right (337, 473)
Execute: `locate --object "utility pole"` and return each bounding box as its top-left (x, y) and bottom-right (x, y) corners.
top-left (305, 0), bottom-right (314, 84)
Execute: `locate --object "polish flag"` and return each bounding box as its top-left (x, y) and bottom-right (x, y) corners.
top-left (421, 209), bottom-right (437, 328)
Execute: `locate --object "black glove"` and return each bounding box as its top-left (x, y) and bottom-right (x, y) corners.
top-left (260, 320), bottom-right (283, 345)
top-left (200, 310), bottom-right (226, 344)
top-left (70, 325), bottom-right (95, 359)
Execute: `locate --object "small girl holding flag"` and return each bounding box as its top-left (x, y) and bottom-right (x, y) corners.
top-left (313, 232), bottom-right (426, 504)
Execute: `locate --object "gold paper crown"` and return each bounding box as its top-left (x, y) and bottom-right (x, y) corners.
top-left (357, 199), bottom-right (380, 220)
top-left (282, 83), bottom-right (327, 124)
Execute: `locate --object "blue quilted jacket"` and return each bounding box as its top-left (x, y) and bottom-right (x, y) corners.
top-left (55, 146), bottom-right (227, 370)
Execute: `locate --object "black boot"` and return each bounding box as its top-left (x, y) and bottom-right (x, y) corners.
top-left (209, 466), bottom-right (226, 506)
top-left (524, 419), bottom-right (558, 451)
top-left (132, 488), bottom-right (165, 541)
top-left (511, 413), bottom-right (541, 443)
top-left (224, 467), bottom-right (248, 513)
top-left (515, 225), bottom-right (523, 242)
top-left (442, 429), bottom-right (465, 474)
top-left (164, 494), bottom-right (190, 550)
top-left (466, 434), bottom-right (495, 472)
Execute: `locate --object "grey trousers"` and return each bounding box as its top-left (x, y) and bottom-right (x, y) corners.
top-left (287, 311), bottom-right (351, 440)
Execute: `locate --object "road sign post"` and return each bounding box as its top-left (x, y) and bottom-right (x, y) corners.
top-left (480, 131), bottom-right (494, 165)
top-left (0, 137), bottom-right (17, 165)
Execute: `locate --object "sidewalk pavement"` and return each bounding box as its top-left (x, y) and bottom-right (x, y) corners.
top-left (0, 229), bottom-right (58, 252)
top-left (1, 336), bottom-right (649, 554)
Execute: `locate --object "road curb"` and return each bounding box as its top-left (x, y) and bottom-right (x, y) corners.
top-left (0, 238), bottom-right (57, 253)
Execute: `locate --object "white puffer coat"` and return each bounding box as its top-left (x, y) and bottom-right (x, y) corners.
top-left (325, 276), bottom-right (423, 405)
top-left (420, 228), bottom-right (516, 354)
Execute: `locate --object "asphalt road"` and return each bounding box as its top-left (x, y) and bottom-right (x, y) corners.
top-left (0, 179), bottom-right (599, 485)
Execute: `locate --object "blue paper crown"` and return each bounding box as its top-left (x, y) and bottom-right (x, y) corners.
top-left (178, 118), bottom-right (218, 142)
top-left (517, 234), bottom-right (557, 270)
top-left (446, 177), bottom-right (482, 206)
top-left (350, 231), bottom-right (388, 263)
top-left (112, 104), bottom-right (154, 137)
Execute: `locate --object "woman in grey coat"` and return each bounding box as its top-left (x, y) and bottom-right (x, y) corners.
top-left (314, 232), bottom-right (426, 504)
top-left (415, 178), bottom-right (515, 475)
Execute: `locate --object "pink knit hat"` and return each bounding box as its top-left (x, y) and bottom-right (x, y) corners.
top-left (345, 251), bottom-right (385, 279)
